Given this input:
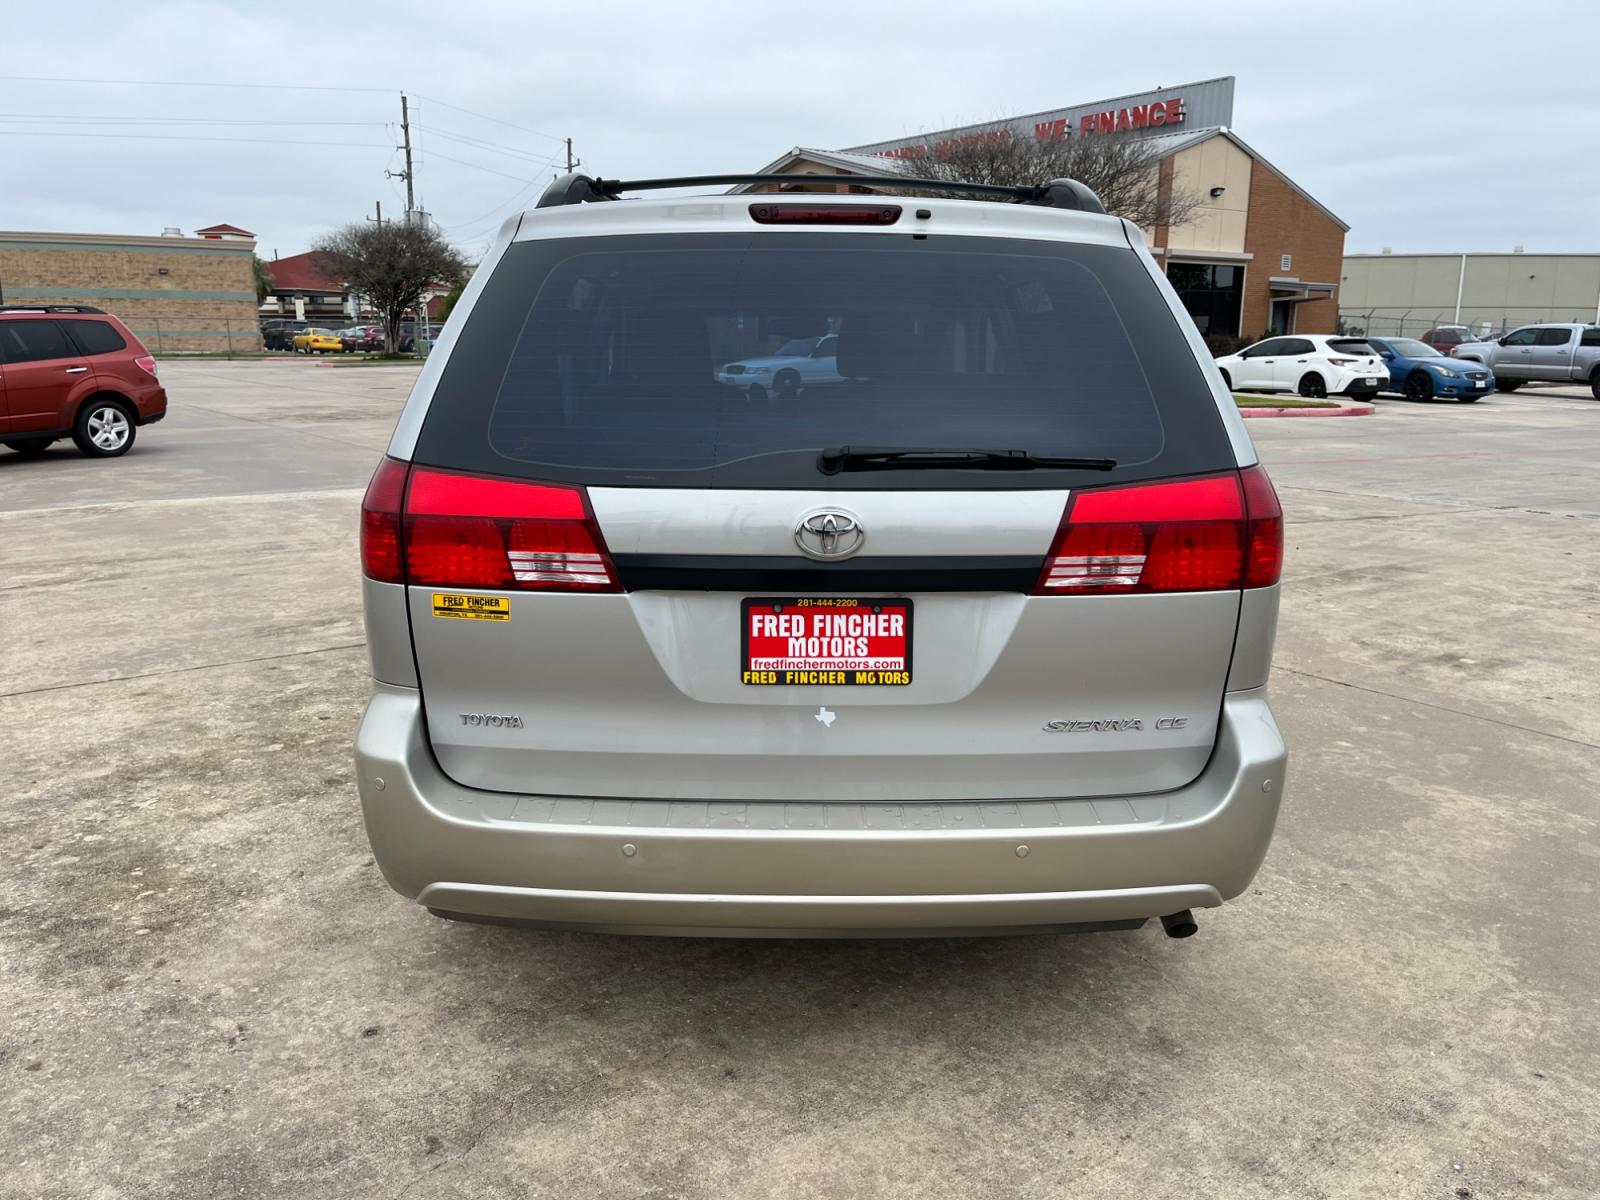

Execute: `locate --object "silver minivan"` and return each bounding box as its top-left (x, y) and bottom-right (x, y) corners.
top-left (355, 172), bottom-right (1287, 939)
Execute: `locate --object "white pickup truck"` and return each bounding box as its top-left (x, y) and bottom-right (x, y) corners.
top-left (1452, 323), bottom-right (1600, 398)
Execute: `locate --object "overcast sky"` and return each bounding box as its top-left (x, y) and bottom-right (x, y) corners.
top-left (5, 0), bottom-right (1598, 261)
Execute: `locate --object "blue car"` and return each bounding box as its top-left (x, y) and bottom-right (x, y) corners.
top-left (1366, 336), bottom-right (1495, 402)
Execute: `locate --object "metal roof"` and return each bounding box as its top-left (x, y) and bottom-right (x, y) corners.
top-left (739, 147), bottom-right (916, 181)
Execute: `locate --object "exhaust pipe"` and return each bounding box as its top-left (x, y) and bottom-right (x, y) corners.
top-left (1160, 909), bottom-right (1198, 939)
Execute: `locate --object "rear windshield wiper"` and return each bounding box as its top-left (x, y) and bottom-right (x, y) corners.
top-left (817, 446), bottom-right (1118, 475)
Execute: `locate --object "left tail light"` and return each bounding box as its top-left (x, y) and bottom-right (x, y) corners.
top-left (360, 459), bottom-right (620, 592)
top-left (133, 355), bottom-right (158, 377)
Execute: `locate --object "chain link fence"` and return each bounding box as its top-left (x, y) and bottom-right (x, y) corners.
top-left (123, 317), bottom-right (263, 356)
top-left (1338, 308), bottom-right (1599, 341)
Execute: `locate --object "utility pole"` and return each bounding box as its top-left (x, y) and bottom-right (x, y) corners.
top-left (367, 200), bottom-right (383, 228)
top-left (400, 94), bottom-right (415, 213)
top-left (386, 94), bottom-right (416, 218)
top-left (565, 137), bottom-right (578, 173)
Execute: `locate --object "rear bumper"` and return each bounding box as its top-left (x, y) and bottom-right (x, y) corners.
top-left (354, 685), bottom-right (1287, 936)
top-left (133, 385), bottom-right (168, 424)
top-left (1312, 364), bottom-right (1370, 393)
top-left (1337, 374), bottom-right (1384, 397)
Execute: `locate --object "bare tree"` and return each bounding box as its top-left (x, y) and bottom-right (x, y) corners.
top-left (314, 220), bottom-right (467, 354)
top-left (903, 130), bottom-right (1198, 230)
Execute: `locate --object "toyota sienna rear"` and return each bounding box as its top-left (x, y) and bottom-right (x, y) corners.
top-left (355, 172), bottom-right (1288, 938)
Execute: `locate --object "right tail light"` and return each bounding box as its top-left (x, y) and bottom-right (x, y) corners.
top-left (1035, 466), bottom-right (1282, 595)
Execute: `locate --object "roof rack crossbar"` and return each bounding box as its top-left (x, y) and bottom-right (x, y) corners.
top-left (0, 304), bottom-right (107, 314)
top-left (536, 173), bottom-right (1105, 214)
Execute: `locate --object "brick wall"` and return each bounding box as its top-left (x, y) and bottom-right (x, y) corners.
top-left (1240, 168), bottom-right (1346, 337)
top-left (0, 234), bottom-right (260, 352)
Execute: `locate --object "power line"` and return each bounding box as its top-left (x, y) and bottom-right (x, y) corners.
top-left (408, 92), bottom-right (563, 144)
top-left (0, 129), bottom-right (390, 148)
top-left (0, 113), bottom-right (386, 127)
top-left (0, 75), bottom-right (576, 239)
top-left (443, 178), bottom-right (547, 233)
top-left (414, 123), bottom-right (566, 166)
top-left (0, 74), bottom-right (395, 94)
top-left (419, 148), bottom-right (548, 184)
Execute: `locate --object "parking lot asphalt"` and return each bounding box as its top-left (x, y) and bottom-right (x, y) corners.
top-left (2, 362), bottom-right (1597, 1200)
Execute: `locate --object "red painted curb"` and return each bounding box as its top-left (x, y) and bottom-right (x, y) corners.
top-left (1238, 403), bottom-right (1375, 419)
top-left (312, 361), bottom-right (419, 368)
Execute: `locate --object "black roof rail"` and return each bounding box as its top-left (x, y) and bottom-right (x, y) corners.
top-left (535, 172), bottom-right (1106, 214)
top-left (0, 304), bottom-right (107, 314)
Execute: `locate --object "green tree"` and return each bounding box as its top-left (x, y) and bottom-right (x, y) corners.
top-left (313, 220), bottom-right (466, 354)
top-left (251, 255), bottom-right (273, 304)
top-left (436, 275), bottom-right (469, 323)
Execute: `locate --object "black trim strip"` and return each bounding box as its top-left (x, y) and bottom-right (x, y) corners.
top-left (612, 554), bottom-right (1041, 593)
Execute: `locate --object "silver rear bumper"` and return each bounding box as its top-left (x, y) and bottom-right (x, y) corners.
top-left (355, 684), bottom-right (1286, 936)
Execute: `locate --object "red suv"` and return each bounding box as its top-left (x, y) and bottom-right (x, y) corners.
top-left (0, 305), bottom-right (167, 459)
top-left (1419, 326), bottom-right (1475, 354)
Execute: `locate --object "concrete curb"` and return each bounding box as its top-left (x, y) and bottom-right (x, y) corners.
top-left (1238, 402), bottom-right (1376, 419)
top-left (312, 361), bottom-right (421, 369)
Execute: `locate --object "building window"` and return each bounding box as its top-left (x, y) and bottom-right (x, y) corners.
top-left (1167, 262), bottom-right (1244, 336)
top-left (1280, 253), bottom-right (1292, 272)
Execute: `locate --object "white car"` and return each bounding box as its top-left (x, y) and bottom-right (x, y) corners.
top-left (716, 334), bottom-right (842, 397)
top-left (1215, 335), bottom-right (1386, 400)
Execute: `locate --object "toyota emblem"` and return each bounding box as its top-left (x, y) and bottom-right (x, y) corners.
top-left (794, 509), bottom-right (866, 560)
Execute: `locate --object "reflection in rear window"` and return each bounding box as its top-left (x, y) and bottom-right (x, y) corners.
top-left (1328, 339), bottom-right (1376, 356)
top-left (419, 233), bottom-right (1234, 489)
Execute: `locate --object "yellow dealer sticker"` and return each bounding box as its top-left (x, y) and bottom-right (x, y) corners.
top-left (431, 593), bottom-right (510, 621)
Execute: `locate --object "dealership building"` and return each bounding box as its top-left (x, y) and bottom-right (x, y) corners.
top-left (0, 225), bottom-right (260, 352)
top-left (750, 76), bottom-right (1349, 340)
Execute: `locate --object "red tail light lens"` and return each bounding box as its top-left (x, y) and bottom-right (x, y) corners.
top-left (133, 355), bottom-right (158, 377)
top-left (360, 457), bottom-right (409, 584)
top-left (1239, 463), bottom-right (1284, 588)
top-left (403, 467), bottom-right (618, 592)
top-left (1035, 467), bottom-right (1282, 595)
top-left (749, 204), bottom-right (901, 225)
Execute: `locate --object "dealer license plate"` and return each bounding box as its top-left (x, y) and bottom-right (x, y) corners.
top-left (741, 597), bottom-right (913, 686)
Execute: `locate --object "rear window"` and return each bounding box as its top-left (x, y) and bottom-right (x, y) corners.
top-left (416, 233), bottom-right (1235, 490)
top-left (65, 319), bottom-right (128, 356)
top-left (1328, 339), bottom-right (1376, 356)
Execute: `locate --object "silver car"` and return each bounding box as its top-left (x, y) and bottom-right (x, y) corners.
top-left (355, 173), bottom-right (1288, 939)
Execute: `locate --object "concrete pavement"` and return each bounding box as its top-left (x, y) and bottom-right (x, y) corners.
top-left (2, 363), bottom-right (1596, 1199)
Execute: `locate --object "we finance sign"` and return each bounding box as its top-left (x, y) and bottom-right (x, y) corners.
top-left (873, 97), bottom-right (1182, 161)
top-left (848, 76), bottom-right (1234, 161)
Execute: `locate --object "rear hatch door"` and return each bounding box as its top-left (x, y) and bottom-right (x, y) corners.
top-left (399, 216), bottom-right (1251, 802)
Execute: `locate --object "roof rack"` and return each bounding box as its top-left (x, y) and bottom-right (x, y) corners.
top-left (536, 172), bottom-right (1105, 214)
top-left (0, 304), bottom-right (107, 315)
